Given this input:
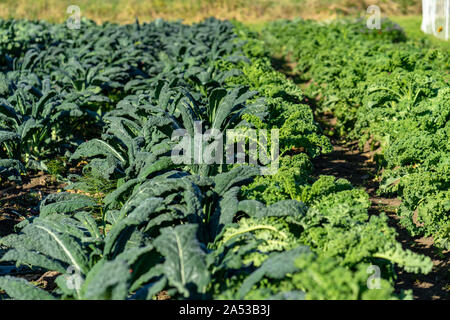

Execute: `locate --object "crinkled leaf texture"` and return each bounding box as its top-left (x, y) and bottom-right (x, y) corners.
top-left (238, 246), bottom-right (311, 299)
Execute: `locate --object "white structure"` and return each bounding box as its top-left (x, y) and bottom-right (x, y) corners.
top-left (421, 0), bottom-right (450, 40)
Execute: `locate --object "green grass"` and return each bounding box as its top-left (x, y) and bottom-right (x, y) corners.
top-left (243, 15), bottom-right (450, 51)
top-left (391, 16), bottom-right (450, 50)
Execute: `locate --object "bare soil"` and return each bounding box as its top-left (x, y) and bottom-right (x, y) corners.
top-left (0, 172), bottom-right (67, 237)
top-left (271, 53), bottom-right (449, 300)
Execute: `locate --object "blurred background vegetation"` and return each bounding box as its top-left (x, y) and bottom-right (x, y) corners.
top-left (0, 0), bottom-right (447, 48)
top-left (0, 0), bottom-right (423, 23)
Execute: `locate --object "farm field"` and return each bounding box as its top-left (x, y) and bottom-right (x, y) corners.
top-left (0, 2), bottom-right (448, 301)
top-left (0, 0), bottom-right (425, 24)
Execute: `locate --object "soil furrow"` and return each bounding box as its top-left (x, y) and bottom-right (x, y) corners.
top-left (311, 122), bottom-right (449, 300)
top-left (272, 54), bottom-right (449, 300)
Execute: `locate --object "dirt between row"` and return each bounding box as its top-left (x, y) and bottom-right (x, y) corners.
top-left (0, 172), bottom-right (64, 237)
top-left (0, 143), bottom-right (448, 299)
top-left (272, 52), bottom-right (449, 300)
top-left (0, 89), bottom-right (448, 299)
top-left (311, 128), bottom-right (449, 300)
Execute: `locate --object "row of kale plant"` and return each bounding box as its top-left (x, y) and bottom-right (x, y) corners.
top-left (0, 18), bottom-right (433, 300)
top-left (261, 18), bottom-right (449, 250)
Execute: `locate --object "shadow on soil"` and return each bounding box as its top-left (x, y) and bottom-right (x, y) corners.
top-left (311, 115), bottom-right (449, 300)
top-left (272, 53), bottom-right (449, 300)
